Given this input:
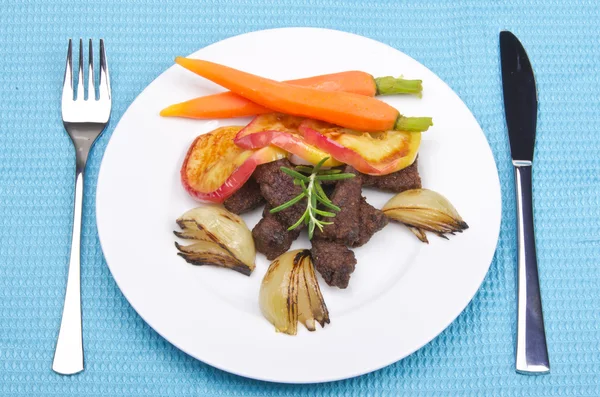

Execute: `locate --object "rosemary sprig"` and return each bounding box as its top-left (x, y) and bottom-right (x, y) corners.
top-left (270, 157), bottom-right (355, 239)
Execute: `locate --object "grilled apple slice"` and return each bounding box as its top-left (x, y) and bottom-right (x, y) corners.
top-left (181, 126), bottom-right (286, 202)
top-left (234, 114), bottom-right (342, 167)
top-left (300, 119), bottom-right (421, 175)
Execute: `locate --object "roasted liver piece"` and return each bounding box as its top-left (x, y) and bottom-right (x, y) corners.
top-left (223, 177), bottom-right (265, 215)
top-left (311, 239), bottom-right (357, 289)
top-left (352, 197), bottom-right (389, 247)
top-left (361, 159), bottom-right (421, 192)
top-left (254, 159), bottom-right (305, 229)
top-left (252, 205), bottom-right (300, 260)
top-left (316, 165), bottom-right (362, 245)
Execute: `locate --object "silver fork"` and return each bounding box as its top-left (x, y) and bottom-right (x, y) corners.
top-left (53, 38), bottom-right (111, 375)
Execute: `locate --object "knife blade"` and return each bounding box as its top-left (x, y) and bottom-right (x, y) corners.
top-left (500, 31), bottom-right (550, 375)
top-left (500, 31), bottom-right (538, 163)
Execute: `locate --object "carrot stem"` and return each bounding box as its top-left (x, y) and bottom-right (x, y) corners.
top-left (375, 76), bottom-right (423, 97)
top-left (394, 116), bottom-right (433, 132)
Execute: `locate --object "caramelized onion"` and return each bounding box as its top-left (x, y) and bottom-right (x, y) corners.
top-left (407, 226), bottom-right (429, 243)
top-left (259, 249), bottom-right (329, 335)
top-left (174, 206), bottom-right (256, 275)
top-left (383, 189), bottom-right (468, 242)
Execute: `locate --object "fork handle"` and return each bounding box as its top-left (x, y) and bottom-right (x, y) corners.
top-left (514, 164), bottom-right (550, 374)
top-left (52, 170), bottom-right (84, 375)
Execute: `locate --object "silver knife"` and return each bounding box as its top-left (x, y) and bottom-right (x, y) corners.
top-left (500, 31), bottom-right (550, 375)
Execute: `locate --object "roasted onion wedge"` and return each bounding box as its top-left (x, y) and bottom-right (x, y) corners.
top-left (383, 189), bottom-right (468, 242)
top-left (174, 206), bottom-right (256, 275)
top-left (174, 219), bottom-right (213, 241)
top-left (259, 249), bottom-right (329, 335)
top-left (300, 256), bottom-right (330, 330)
top-left (407, 226), bottom-right (429, 243)
top-left (175, 241), bottom-right (252, 276)
top-left (259, 251), bottom-right (298, 334)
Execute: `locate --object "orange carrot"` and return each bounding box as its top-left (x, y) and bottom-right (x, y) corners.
top-left (161, 71), bottom-right (374, 119)
top-left (161, 71), bottom-right (423, 119)
top-left (173, 58), bottom-right (432, 132)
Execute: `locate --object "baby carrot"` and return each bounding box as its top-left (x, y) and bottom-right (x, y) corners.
top-left (174, 57), bottom-right (432, 132)
top-left (160, 71), bottom-right (423, 119)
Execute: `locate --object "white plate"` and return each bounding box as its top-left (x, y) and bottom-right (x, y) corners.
top-left (96, 28), bottom-right (501, 383)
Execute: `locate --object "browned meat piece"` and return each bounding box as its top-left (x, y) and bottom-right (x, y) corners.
top-left (252, 205), bottom-right (300, 260)
top-left (223, 177), bottom-right (265, 215)
top-left (261, 204), bottom-right (272, 217)
top-left (351, 197), bottom-right (389, 247)
top-left (361, 159), bottom-right (421, 192)
top-left (254, 159), bottom-right (305, 228)
top-left (311, 239), bottom-right (357, 289)
top-left (316, 165), bottom-right (362, 245)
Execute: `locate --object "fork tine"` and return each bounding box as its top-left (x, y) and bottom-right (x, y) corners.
top-left (62, 39), bottom-right (73, 101)
top-left (87, 39), bottom-right (95, 101)
top-left (99, 39), bottom-right (111, 100)
top-left (76, 38), bottom-right (84, 100)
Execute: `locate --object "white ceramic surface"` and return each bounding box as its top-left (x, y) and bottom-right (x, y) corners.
top-left (96, 28), bottom-right (501, 383)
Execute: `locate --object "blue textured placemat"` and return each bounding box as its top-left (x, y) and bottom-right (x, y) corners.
top-left (1, 0), bottom-right (599, 395)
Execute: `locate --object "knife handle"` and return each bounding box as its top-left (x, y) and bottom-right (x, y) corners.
top-left (514, 163), bottom-right (550, 375)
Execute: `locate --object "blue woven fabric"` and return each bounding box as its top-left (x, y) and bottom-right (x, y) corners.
top-left (1, 0), bottom-right (599, 395)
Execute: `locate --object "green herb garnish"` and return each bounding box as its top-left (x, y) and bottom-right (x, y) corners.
top-left (270, 157), bottom-right (356, 239)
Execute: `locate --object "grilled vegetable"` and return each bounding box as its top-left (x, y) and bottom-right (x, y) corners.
top-left (382, 189), bottom-right (468, 241)
top-left (259, 249), bottom-right (329, 335)
top-left (160, 71), bottom-right (422, 119)
top-left (181, 126), bottom-right (286, 202)
top-left (235, 114), bottom-right (342, 167)
top-left (300, 119), bottom-right (421, 175)
top-left (407, 226), bottom-right (429, 243)
top-left (174, 241), bottom-right (252, 275)
top-left (175, 206), bottom-right (256, 275)
top-left (174, 57), bottom-right (432, 132)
